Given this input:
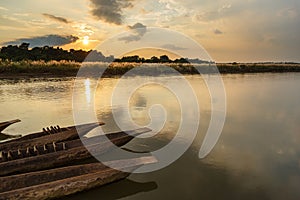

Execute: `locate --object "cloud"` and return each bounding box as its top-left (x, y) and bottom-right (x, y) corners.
top-left (277, 8), bottom-right (298, 19)
top-left (0, 6), bottom-right (8, 11)
top-left (42, 13), bottom-right (71, 24)
top-left (0, 15), bottom-right (26, 27)
top-left (194, 3), bottom-right (233, 22)
top-left (73, 23), bottom-right (96, 35)
top-left (13, 13), bottom-right (30, 17)
top-left (89, 0), bottom-right (134, 25)
top-left (119, 22), bottom-right (147, 43)
top-left (161, 44), bottom-right (187, 50)
top-left (2, 35), bottom-right (79, 47)
top-left (129, 23), bottom-right (147, 35)
top-left (218, 4), bottom-right (232, 13)
top-left (214, 29), bottom-right (223, 34)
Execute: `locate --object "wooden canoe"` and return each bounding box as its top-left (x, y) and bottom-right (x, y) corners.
top-left (0, 156), bottom-right (157, 200)
top-left (0, 128), bottom-right (150, 162)
top-left (0, 128), bottom-right (151, 176)
top-left (0, 119), bottom-right (21, 133)
top-left (0, 133), bottom-right (21, 141)
top-left (0, 121), bottom-right (105, 144)
top-left (16, 122), bottom-right (105, 141)
top-left (0, 122), bottom-right (104, 152)
top-left (0, 119), bottom-right (21, 140)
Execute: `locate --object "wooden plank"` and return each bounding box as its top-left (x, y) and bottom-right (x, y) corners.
top-left (0, 156), bottom-right (157, 200)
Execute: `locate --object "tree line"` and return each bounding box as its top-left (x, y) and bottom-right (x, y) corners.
top-left (0, 43), bottom-right (211, 64)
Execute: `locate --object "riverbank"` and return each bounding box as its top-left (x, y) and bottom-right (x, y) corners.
top-left (0, 60), bottom-right (300, 78)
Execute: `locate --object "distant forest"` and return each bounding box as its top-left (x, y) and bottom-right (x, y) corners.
top-left (0, 43), bottom-right (211, 64)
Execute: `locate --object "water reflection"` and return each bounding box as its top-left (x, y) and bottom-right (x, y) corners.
top-left (61, 180), bottom-right (158, 200)
top-left (0, 78), bottom-right (75, 134)
top-left (84, 78), bottom-right (91, 104)
top-left (0, 78), bottom-right (73, 102)
top-left (0, 73), bottom-right (300, 199)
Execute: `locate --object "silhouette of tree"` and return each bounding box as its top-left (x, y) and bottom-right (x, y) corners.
top-left (159, 55), bottom-right (170, 63)
top-left (0, 43), bottom-right (209, 64)
top-left (19, 43), bottom-right (30, 50)
top-left (150, 56), bottom-right (160, 63)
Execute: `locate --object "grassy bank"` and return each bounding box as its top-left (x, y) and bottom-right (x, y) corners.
top-left (0, 60), bottom-right (300, 78)
top-left (0, 60), bottom-right (80, 76)
top-left (217, 63), bottom-right (300, 73)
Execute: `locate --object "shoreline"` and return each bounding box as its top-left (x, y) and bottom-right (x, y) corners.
top-left (0, 62), bottom-right (300, 79)
top-left (1, 71), bottom-right (300, 79)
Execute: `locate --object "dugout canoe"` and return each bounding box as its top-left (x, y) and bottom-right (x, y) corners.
top-left (0, 119), bottom-right (21, 140)
top-left (0, 122), bottom-right (105, 152)
top-left (0, 119), bottom-right (21, 133)
top-left (0, 128), bottom-right (151, 176)
top-left (0, 156), bottom-right (157, 200)
top-left (0, 128), bottom-right (150, 162)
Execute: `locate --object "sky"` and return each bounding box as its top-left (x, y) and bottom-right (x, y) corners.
top-left (0, 0), bottom-right (299, 62)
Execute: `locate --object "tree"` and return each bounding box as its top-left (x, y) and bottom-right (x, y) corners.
top-left (19, 43), bottom-right (30, 50)
top-left (160, 55), bottom-right (170, 63)
top-left (150, 56), bottom-right (159, 63)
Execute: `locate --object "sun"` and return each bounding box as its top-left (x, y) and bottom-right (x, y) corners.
top-left (83, 36), bottom-right (89, 45)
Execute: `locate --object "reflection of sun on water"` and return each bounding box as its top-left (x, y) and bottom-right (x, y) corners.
top-left (84, 78), bottom-right (91, 104)
top-left (83, 36), bottom-right (89, 45)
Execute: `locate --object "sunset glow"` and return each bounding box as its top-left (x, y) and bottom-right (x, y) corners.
top-left (83, 36), bottom-right (89, 45)
top-left (0, 0), bottom-right (299, 62)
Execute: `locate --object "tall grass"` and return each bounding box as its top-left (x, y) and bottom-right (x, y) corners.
top-left (217, 63), bottom-right (300, 73)
top-left (0, 59), bottom-right (80, 74)
top-left (1, 59), bottom-right (300, 77)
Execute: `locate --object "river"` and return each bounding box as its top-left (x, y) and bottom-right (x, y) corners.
top-left (0, 73), bottom-right (300, 200)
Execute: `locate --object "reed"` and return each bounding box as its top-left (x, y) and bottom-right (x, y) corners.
top-left (0, 59), bottom-right (300, 77)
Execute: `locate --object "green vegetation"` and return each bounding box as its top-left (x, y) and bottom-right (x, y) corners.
top-left (1, 59), bottom-right (300, 78)
top-left (0, 61), bottom-right (201, 77)
top-left (0, 43), bottom-right (113, 62)
top-left (217, 63), bottom-right (300, 73)
top-left (0, 43), bottom-right (300, 77)
top-left (0, 60), bottom-right (80, 76)
top-left (0, 43), bottom-right (209, 64)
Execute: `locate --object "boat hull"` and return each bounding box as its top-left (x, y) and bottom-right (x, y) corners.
top-left (0, 122), bottom-right (104, 151)
top-left (0, 156), bottom-right (157, 200)
top-left (0, 128), bottom-right (151, 176)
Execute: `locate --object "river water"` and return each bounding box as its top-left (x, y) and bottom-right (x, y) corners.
top-left (0, 73), bottom-right (299, 200)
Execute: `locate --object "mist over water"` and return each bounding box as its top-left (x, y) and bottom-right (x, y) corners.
top-left (0, 73), bottom-right (300, 199)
